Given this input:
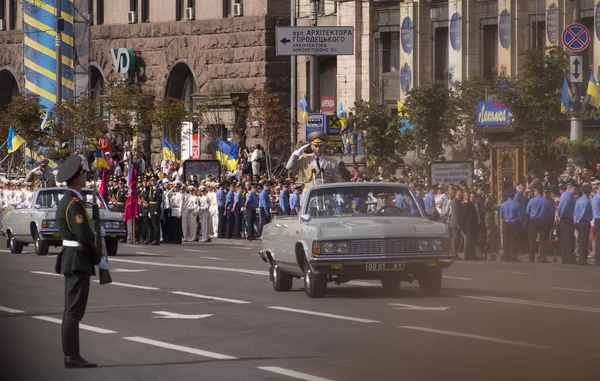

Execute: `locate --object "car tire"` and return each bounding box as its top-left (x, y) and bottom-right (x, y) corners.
top-left (9, 234), bottom-right (23, 254)
top-left (304, 263), bottom-right (326, 298)
top-left (105, 240), bottom-right (118, 257)
top-left (272, 264), bottom-right (293, 292)
top-left (419, 269), bottom-right (442, 296)
top-left (34, 230), bottom-right (49, 256)
top-left (380, 276), bottom-right (401, 292)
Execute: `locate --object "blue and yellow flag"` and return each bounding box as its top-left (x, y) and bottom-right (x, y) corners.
top-left (586, 71), bottom-right (600, 109)
top-left (7, 126), bottom-right (26, 153)
top-left (561, 77), bottom-right (573, 114)
top-left (162, 137), bottom-right (177, 162)
top-left (215, 139), bottom-right (239, 172)
top-left (299, 95), bottom-right (310, 122)
top-left (94, 148), bottom-right (110, 169)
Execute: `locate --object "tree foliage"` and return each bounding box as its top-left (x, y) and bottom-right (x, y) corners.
top-left (352, 99), bottom-right (412, 174)
top-left (151, 96), bottom-right (190, 154)
top-left (103, 81), bottom-right (154, 141)
top-left (2, 93), bottom-right (49, 152)
top-left (495, 46), bottom-right (568, 170)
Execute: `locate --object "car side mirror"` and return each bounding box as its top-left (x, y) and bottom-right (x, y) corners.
top-left (300, 214), bottom-right (311, 223)
top-left (34, 204), bottom-right (41, 209)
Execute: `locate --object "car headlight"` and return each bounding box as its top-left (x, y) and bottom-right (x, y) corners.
top-left (430, 239), bottom-right (444, 251)
top-left (41, 220), bottom-right (57, 229)
top-left (418, 240), bottom-right (430, 251)
top-left (103, 221), bottom-right (121, 229)
top-left (320, 241), bottom-right (351, 254)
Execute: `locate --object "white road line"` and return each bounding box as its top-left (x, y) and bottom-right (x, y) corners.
top-left (223, 246), bottom-right (254, 250)
top-left (91, 280), bottom-right (159, 290)
top-left (183, 249), bottom-right (208, 253)
top-left (347, 280), bottom-right (378, 287)
top-left (442, 276), bottom-right (472, 280)
top-left (551, 268), bottom-right (575, 272)
top-left (453, 261), bottom-right (484, 265)
top-left (123, 336), bottom-right (237, 360)
top-left (550, 287), bottom-right (597, 293)
top-left (0, 249), bottom-right (11, 253)
top-left (398, 326), bottom-right (552, 350)
top-left (268, 306), bottom-right (379, 323)
top-left (495, 271), bottom-right (528, 275)
top-left (109, 258), bottom-right (269, 276)
top-left (32, 316), bottom-right (117, 334)
top-left (257, 366), bottom-right (335, 381)
top-left (111, 269), bottom-right (148, 273)
top-left (30, 271), bottom-right (61, 277)
top-left (124, 244), bottom-right (144, 248)
top-left (0, 306), bottom-right (24, 313)
top-left (450, 292), bottom-right (600, 313)
top-left (134, 252), bottom-right (160, 256)
top-left (170, 291), bottom-right (251, 304)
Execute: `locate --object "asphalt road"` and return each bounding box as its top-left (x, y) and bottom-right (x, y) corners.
top-left (1, 240), bottom-right (599, 381)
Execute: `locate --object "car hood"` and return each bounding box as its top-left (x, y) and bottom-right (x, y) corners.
top-left (311, 217), bottom-right (448, 240)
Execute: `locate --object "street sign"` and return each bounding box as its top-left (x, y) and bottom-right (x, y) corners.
top-left (275, 26), bottom-right (354, 56)
top-left (570, 55), bottom-right (583, 83)
top-left (562, 23), bottom-right (590, 52)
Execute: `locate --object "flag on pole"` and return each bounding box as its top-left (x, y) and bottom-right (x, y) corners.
top-left (299, 96), bottom-right (310, 121)
top-left (162, 137), bottom-right (177, 162)
top-left (215, 139), bottom-right (239, 171)
top-left (338, 102), bottom-right (345, 118)
top-left (39, 112), bottom-right (49, 130)
top-left (586, 71), bottom-right (600, 109)
top-left (99, 168), bottom-right (107, 200)
top-left (94, 148), bottom-right (110, 169)
top-left (561, 77), bottom-right (573, 114)
top-left (7, 126), bottom-right (26, 153)
top-left (124, 164), bottom-right (138, 223)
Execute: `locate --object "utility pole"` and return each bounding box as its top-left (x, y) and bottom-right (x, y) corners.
top-left (55, 0), bottom-right (64, 105)
top-left (309, 0), bottom-right (318, 113)
top-left (290, 0), bottom-right (297, 148)
top-left (570, 0), bottom-right (583, 142)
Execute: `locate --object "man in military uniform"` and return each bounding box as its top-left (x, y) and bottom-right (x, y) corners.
top-left (286, 131), bottom-right (343, 189)
top-left (55, 155), bottom-right (109, 368)
top-left (148, 175), bottom-right (163, 245)
top-left (114, 178), bottom-right (128, 242)
top-left (136, 177), bottom-right (151, 244)
top-left (26, 159), bottom-right (57, 188)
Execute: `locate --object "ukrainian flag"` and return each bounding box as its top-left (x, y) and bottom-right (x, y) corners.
top-left (162, 137), bottom-right (177, 162)
top-left (561, 77), bottom-right (573, 114)
top-left (215, 139), bottom-right (239, 172)
top-left (94, 148), bottom-right (110, 169)
top-left (586, 71), bottom-right (600, 109)
top-left (299, 96), bottom-right (310, 122)
top-left (7, 126), bottom-right (26, 153)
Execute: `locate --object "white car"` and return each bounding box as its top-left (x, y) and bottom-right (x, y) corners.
top-left (259, 182), bottom-right (453, 298)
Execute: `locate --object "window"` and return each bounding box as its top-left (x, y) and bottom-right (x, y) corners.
top-left (0, 0), bottom-right (5, 21)
top-left (130, 0), bottom-right (137, 12)
top-left (381, 32), bottom-right (400, 73)
top-left (9, 0), bottom-right (15, 30)
top-left (176, 0), bottom-right (184, 21)
top-left (434, 27), bottom-right (449, 83)
top-left (141, 0), bottom-right (149, 22)
top-left (531, 21), bottom-right (545, 52)
top-left (482, 25), bottom-right (498, 82)
top-left (96, 0), bottom-right (104, 25)
top-left (223, 0), bottom-right (242, 17)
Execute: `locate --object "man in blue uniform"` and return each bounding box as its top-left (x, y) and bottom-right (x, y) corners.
top-left (526, 185), bottom-right (553, 263)
top-left (289, 184), bottom-right (302, 215)
top-left (279, 183), bottom-right (290, 215)
top-left (259, 181), bottom-right (272, 236)
top-left (557, 183), bottom-right (576, 264)
top-left (233, 183), bottom-right (244, 239)
top-left (593, 182), bottom-right (600, 267)
top-left (216, 181), bottom-right (227, 238)
top-left (245, 183), bottom-right (259, 240)
top-left (225, 182), bottom-right (235, 239)
top-left (499, 187), bottom-right (520, 262)
top-left (574, 184), bottom-right (593, 266)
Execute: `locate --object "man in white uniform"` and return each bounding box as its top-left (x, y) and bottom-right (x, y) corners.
top-left (208, 184), bottom-right (219, 238)
top-left (184, 185), bottom-right (199, 242)
top-left (198, 186), bottom-right (212, 242)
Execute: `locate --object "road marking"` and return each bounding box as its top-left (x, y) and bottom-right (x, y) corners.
top-left (152, 311), bottom-right (212, 319)
top-left (123, 336), bottom-right (237, 360)
top-left (398, 326), bottom-right (552, 349)
top-left (347, 280), bottom-right (378, 287)
top-left (495, 271), bottom-right (528, 275)
top-left (92, 280), bottom-right (159, 290)
top-left (111, 269), bottom-right (148, 273)
top-left (30, 271), bottom-right (61, 277)
top-left (183, 249), bottom-right (208, 253)
top-left (109, 258), bottom-right (269, 276)
top-left (124, 244), bottom-right (144, 248)
top-left (0, 249), bottom-right (11, 253)
top-left (0, 306), bottom-right (24, 313)
top-left (450, 292), bottom-right (600, 313)
top-left (257, 366), bottom-right (335, 381)
top-left (268, 306), bottom-right (379, 323)
top-left (453, 261), bottom-right (484, 265)
top-left (550, 287), bottom-right (597, 293)
top-left (223, 246), bottom-right (254, 250)
top-left (32, 316), bottom-right (117, 334)
top-left (551, 268), bottom-right (575, 272)
top-left (442, 276), bottom-right (472, 280)
top-left (134, 251), bottom-right (160, 256)
top-left (170, 291), bottom-right (251, 304)
top-left (389, 303), bottom-right (449, 311)
top-left (200, 257), bottom-right (224, 261)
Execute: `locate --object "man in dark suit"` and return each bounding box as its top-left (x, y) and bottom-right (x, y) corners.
top-left (462, 191), bottom-right (480, 260)
top-left (448, 188), bottom-right (463, 257)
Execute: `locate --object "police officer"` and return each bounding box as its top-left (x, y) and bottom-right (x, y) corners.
top-left (55, 155), bottom-right (109, 368)
top-left (216, 181), bottom-right (227, 238)
top-left (233, 183), bottom-right (244, 239)
top-left (499, 188), bottom-right (521, 262)
top-left (245, 183), bottom-right (259, 240)
top-left (279, 183), bottom-right (290, 215)
top-left (574, 184), bottom-right (593, 266)
top-left (526, 185), bottom-right (553, 263)
top-left (148, 175), bottom-right (163, 245)
top-left (26, 158), bottom-right (57, 188)
top-left (259, 181), bottom-right (272, 236)
top-left (557, 183), bottom-right (576, 264)
top-left (289, 184), bottom-right (302, 215)
top-left (593, 182), bottom-right (600, 267)
top-left (225, 182), bottom-right (235, 239)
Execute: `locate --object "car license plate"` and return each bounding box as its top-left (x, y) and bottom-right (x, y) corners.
top-left (365, 262), bottom-right (405, 271)
top-left (108, 234), bottom-right (116, 238)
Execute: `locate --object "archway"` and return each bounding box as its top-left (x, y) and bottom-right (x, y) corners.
top-left (0, 69), bottom-right (19, 111)
top-left (165, 62), bottom-right (198, 161)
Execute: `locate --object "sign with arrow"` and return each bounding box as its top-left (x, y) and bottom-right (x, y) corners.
top-left (388, 303), bottom-right (450, 311)
top-left (570, 56), bottom-right (583, 83)
top-left (152, 311), bottom-right (213, 320)
top-left (275, 26), bottom-right (354, 56)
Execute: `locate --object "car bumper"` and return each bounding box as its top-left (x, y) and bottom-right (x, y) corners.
top-left (39, 228), bottom-right (126, 241)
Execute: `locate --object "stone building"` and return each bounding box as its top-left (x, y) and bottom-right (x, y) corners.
top-left (0, 0), bottom-right (291, 165)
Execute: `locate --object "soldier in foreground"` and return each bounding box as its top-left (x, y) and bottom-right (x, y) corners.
top-left (55, 155), bottom-right (109, 368)
top-left (286, 132), bottom-right (343, 189)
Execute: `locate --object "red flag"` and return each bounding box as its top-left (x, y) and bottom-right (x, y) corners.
top-left (99, 168), bottom-right (107, 200)
top-left (124, 164), bottom-right (138, 222)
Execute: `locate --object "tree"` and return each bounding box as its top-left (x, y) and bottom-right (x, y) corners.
top-left (352, 99), bottom-right (413, 174)
top-left (404, 80), bottom-right (458, 166)
top-left (151, 96), bottom-right (191, 158)
top-left (3, 93), bottom-right (49, 153)
top-left (247, 87), bottom-right (288, 176)
top-left (495, 46), bottom-right (568, 170)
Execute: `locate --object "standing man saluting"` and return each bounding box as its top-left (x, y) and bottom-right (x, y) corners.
top-left (55, 155), bottom-right (109, 368)
top-left (286, 132), bottom-right (343, 189)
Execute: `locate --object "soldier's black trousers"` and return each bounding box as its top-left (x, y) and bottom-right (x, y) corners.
top-left (62, 273), bottom-right (90, 357)
top-left (503, 221), bottom-right (518, 260)
top-left (151, 214), bottom-right (161, 243)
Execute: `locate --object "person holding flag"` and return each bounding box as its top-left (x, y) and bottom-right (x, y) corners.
top-left (338, 103), bottom-right (350, 155)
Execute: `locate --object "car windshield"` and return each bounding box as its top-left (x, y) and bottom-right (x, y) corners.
top-left (305, 185), bottom-right (424, 218)
top-left (35, 189), bottom-right (108, 209)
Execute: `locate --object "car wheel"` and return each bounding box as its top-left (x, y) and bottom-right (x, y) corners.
top-left (380, 276), bottom-right (401, 292)
top-left (304, 263), bottom-right (326, 298)
top-left (9, 234), bottom-right (23, 254)
top-left (419, 269), bottom-right (442, 296)
top-left (105, 240), bottom-right (118, 257)
top-left (272, 264), bottom-right (293, 292)
top-left (34, 230), bottom-right (49, 256)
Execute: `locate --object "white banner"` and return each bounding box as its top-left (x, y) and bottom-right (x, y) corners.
top-left (399, 2), bottom-right (414, 101)
top-left (429, 161), bottom-right (473, 186)
top-left (448, 0), bottom-right (463, 90)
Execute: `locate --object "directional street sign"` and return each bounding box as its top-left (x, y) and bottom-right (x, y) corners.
top-left (570, 56), bottom-right (583, 83)
top-left (562, 23), bottom-right (590, 53)
top-left (275, 26), bottom-right (354, 56)
top-left (152, 311), bottom-right (213, 320)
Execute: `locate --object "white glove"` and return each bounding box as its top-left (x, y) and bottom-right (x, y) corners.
top-left (293, 144), bottom-right (310, 157)
top-left (98, 257), bottom-right (110, 270)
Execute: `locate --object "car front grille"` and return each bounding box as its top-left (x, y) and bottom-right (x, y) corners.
top-left (349, 239), bottom-right (421, 255)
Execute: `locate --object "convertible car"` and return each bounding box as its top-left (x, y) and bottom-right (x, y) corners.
top-left (259, 182), bottom-right (453, 298)
top-left (2, 188), bottom-right (126, 256)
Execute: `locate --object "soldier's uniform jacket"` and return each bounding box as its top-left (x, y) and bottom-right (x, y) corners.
top-left (56, 190), bottom-right (101, 275)
top-left (149, 185), bottom-right (163, 215)
top-left (26, 169), bottom-right (57, 188)
top-left (139, 186), bottom-right (150, 217)
top-left (286, 153), bottom-right (343, 189)
top-left (116, 187), bottom-right (128, 213)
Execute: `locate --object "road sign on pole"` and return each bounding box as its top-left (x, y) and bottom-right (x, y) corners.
top-left (570, 56), bottom-right (583, 83)
top-left (275, 26), bottom-right (354, 56)
top-left (562, 23), bottom-right (590, 52)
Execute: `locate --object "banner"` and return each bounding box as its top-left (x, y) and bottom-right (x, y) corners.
top-left (399, 2), bottom-right (414, 101)
top-left (545, 0), bottom-right (559, 47)
top-left (497, 0), bottom-right (513, 77)
top-left (595, 1), bottom-right (600, 81)
top-left (448, 0), bottom-right (463, 90)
